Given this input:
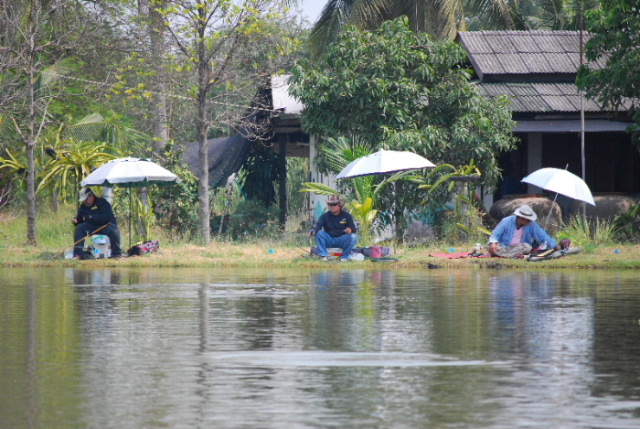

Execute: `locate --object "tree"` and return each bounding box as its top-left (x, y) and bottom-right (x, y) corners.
top-left (309, 0), bottom-right (517, 55)
top-left (309, 0), bottom-right (603, 56)
top-left (0, 0), bottom-right (100, 245)
top-left (508, 0), bottom-right (600, 31)
top-left (576, 0), bottom-right (640, 139)
top-left (153, 0), bottom-right (302, 244)
top-left (290, 17), bottom-right (516, 236)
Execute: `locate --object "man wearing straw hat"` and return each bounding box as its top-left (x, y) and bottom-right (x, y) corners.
top-left (309, 194), bottom-right (358, 261)
top-left (488, 204), bottom-right (563, 258)
top-left (72, 187), bottom-right (123, 259)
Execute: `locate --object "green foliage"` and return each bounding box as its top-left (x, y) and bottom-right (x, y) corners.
top-left (512, 0), bottom-right (600, 31)
top-left (59, 112), bottom-right (153, 155)
top-left (0, 149), bottom-right (28, 186)
top-left (561, 214), bottom-right (615, 253)
top-left (434, 205), bottom-right (490, 246)
top-left (152, 142), bottom-right (200, 239)
top-left (226, 199), bottom-right (281, 241)
top-left (577, 0), bottom-right (640, 143)
top-left (317, 136), bottom-right (380, 202)
top-left (38, 141), bottom-right (119, 201)
top-left (612, 200), bottom-right (640, 242)
top-left (299, 182), bottom-right (379, 245)
top-left (211, 179), bottom-right (245, 236)
top-left (348, 197), bottom-right (378, 246)
top-left (290, 17), bottom-right (516, 237)
top-left (299, 137), bottom-right (394, 244)
top-left (286, 157), bottom-right (310, 217)
top-left (241, 144), bottom-right (282, 207)
top-left (309, 0), bottom-right (518, 56)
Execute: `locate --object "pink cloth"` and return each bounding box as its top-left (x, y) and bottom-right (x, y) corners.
top-left (509, 227), bottom-right (525, 246)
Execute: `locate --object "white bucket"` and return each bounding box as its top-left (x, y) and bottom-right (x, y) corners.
top-left (64, 248), bottom-right (74, 259)
top-left (92, 235), bottom-right (111, 259)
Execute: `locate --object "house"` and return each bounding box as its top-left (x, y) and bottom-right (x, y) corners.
top-left (457, 31), bottom-right (639, 218)
top-left (194, 32), bottom-right (639, 228)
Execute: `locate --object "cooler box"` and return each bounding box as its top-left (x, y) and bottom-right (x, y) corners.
top-left (91, 234), bottom-right (111, 259)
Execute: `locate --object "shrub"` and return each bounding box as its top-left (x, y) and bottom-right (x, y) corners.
top-left (225, 199), bottom-right (281, 241)
top-left (613, 201), bottom-right (640, 242)
top-left (560, 215), bottom-right (615, 253)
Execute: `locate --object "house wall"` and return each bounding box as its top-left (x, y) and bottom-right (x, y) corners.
top-left (492, 130), bottom-right (640, 220)
top-left (526, 133), bottom-right (543, 193)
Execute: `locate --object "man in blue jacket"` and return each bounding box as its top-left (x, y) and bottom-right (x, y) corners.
top-left (488, 204), bottom-right (561, 257)
top-left (309, 194), bottom-right (358, 261)
top-left (72, 187), bottom-right (123, 259)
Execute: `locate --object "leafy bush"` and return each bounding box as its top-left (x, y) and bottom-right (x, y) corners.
top-left (560, 215), bottom-right (615, 253)
top-left (152, 142), bottom-right (200, 239)
top-left (225, 199), bottom-right (281, 240)
top-left (613, 201), bottom-right (640, 242)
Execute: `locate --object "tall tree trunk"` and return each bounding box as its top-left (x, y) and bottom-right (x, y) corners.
top-left (147, 0), bottom-right (169, 152)
top-left (136, 0), bottom-right (170, 242)
top-left (198, 121), bottom-right (211, 245)
top-left (197, 81), bottom-right (211, 245)
top-left (26, 45), bottom-right (38, 246)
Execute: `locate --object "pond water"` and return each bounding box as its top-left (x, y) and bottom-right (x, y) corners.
top-left (2, 267), bottom-right (640, 429)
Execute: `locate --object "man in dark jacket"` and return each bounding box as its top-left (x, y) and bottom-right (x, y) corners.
top-left (309, 194), bottom-right (358, 261)
top-left (72, 187), bottom-right (123, 259)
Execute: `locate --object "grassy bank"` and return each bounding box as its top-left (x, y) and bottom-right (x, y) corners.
top-left (1, 206), bottom-right (639, 270)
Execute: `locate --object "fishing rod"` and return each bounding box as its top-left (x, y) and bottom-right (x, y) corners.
top-left (53, 222), bottom-right (111, 259)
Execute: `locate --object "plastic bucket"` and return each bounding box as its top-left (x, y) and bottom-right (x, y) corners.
top-left (92, 235), bottom-right (111, 258)
top-left (328, 248), bottom-right (343, 257)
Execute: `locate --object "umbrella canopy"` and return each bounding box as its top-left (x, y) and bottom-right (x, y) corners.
top-left (521, 167), bottom-right (595, 206)
top-left (81, 157), bottom-right (181, 250)
top-left (336, 149), bottom-right (436, 180)
top-left (81, 157), bottom-right (181, 188)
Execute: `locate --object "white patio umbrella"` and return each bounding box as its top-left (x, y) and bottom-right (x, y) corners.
top-left (81, 157), bottom-right (181, 247)
top-left (81, 157), bottom-right (181, 188)
top-left (521, 167), bottom-right (595, 227)
top-left (336, 149), bottom-right (436, 179)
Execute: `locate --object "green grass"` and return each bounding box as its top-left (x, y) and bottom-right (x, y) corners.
top-left (2, 204), bottom-right (640, 269)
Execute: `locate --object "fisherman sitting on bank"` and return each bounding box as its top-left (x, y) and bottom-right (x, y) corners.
top-left (309, 194), bottom-right (358, 261)
top-left (72, 187), bottom-right (123, 259)
top-left (488, 204), bottom-right (564, 258)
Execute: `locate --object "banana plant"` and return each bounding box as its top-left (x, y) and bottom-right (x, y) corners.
top-left (299, 182), bottom-right (380, 245)
top-left (416, 159), bottom-right (490, 241)
top-left (302, 136), bottom-right (425, 243)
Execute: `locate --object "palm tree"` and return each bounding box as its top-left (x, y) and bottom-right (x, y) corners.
top-left (513, 0), bottom-right (599, 31)
top-left (309, 0), bottom-right (517, 56)
top-left (309, 0), bottom-right (601, 56)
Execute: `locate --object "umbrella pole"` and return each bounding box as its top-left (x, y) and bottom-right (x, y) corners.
top-left (544, 192), bottom-right (559, 229)
top-left (129, 188), bottom-right (133, 250)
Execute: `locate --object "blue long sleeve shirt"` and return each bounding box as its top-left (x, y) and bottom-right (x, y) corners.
top-left (489, 215), bottom-right (557, 249)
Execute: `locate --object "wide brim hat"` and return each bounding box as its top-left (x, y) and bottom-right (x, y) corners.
top-left (514, 204), bottom-right (537, 221)
top-left (327, 194), bottom-right (345, 207)
top-left (78, 187), bottom-right (94, 203)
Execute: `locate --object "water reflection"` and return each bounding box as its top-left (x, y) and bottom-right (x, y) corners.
top-left (1, 268), bottom-right (640, 428)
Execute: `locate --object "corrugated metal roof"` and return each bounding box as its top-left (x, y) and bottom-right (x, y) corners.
top-left (478, 83), bottom-right (610, 113)
top-left (514, 120), bottom-right (632, 133)
top-left (458, 31), bottom-right (605, 77)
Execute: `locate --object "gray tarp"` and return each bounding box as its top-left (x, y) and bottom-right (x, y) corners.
top-left (181, 134), bottom-right (252, 188)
